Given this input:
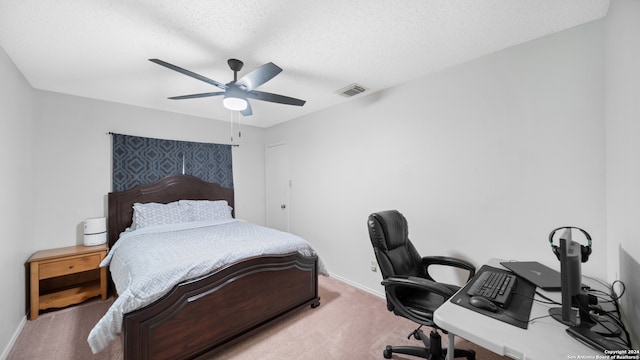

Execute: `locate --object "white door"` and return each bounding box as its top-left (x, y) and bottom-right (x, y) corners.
top-left (266, 142), bottom-right (289, 231)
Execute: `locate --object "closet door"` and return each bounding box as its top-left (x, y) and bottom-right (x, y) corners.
top-left (265, 142), bottom-right (289, 231)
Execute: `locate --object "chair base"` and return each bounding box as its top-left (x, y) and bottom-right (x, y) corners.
top-left (382, 328), bottom-right (475, 360)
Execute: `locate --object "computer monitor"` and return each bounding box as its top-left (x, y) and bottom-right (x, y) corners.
top-left (549, 228), bottom-right (592, 326)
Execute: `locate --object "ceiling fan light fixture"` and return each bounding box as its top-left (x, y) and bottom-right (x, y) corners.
top-left (223, 95), bottom-right (248, 111)
top-left (223, 86), bottom-right (248, 111)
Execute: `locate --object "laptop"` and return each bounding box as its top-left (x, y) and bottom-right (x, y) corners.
top-left (500, 261), bottom-right (561, 291)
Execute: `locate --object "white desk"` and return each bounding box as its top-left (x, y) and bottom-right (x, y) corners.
top-left (434, 260), bottom-right (605, 360)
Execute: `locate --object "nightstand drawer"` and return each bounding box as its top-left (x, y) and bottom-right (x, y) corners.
top-left (39, 254), bottom-right (102, 279)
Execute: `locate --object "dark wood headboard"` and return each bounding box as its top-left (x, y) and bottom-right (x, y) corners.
top-left (107, 174), bottom-right (235, 248)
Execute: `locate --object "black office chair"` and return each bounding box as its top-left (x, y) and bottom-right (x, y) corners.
top-left (367, 210), bottom-right (477, 360)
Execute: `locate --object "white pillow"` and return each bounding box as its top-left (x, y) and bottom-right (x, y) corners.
top-left (179, 200), bottom-right (233, 221)
top-left (132, 201), bottom-right (190, 229)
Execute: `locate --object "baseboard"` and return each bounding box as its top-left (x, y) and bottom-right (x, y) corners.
top-left (0, 315), bottom-right (26, 360)
top-left (328, 272), bottom-right (385, 299)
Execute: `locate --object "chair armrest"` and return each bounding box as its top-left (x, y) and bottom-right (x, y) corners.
top-left (422, 256), bottom-right (476, 282)
top-left (381, 276), bottom-right (455, 299)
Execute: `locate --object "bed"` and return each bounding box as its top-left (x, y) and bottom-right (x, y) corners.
top-left (88, 174), bottom-right (322, 359)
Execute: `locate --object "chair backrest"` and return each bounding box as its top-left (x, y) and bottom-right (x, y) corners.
top-left (368, 210), bottom-right (429, 280)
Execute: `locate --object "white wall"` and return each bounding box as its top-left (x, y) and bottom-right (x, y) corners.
top-left (605, 0), bottom-right (640, 274)
top-left (266, 20), bottom-right (607, 294)
top-left (0, 47), bottom-right (34, 358)
top-left (605, 0), bottom-right (640, 345)
top-left (31, 91), bottom-right (267, 251)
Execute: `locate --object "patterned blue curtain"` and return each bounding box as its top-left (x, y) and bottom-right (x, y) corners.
top-left (112, 133), bottom-right (233, 191)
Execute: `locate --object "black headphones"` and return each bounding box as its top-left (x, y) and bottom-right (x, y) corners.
top-left (548, 226), bottom-right (592, 263)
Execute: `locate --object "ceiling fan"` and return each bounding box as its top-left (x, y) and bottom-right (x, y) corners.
top-left (149, 58), bottom-right (306, 116)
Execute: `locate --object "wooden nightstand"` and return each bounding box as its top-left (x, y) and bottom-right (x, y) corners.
top-left (28, 244), bottom-right (108, 320)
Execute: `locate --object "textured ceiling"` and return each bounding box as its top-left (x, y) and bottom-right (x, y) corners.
top-left (0, 0), bottom-right (610, 128)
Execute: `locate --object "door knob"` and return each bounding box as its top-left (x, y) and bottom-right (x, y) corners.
top-left (281, 204), bottom-right (286, 209)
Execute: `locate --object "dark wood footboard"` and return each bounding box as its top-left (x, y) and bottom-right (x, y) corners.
top-left (123, 252), bottom-right (320, 360)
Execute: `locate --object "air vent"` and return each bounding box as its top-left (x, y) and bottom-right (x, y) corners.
top-left (336, 83), bottom-right (368, 97)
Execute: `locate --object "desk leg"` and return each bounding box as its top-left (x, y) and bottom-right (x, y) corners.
top-left (446, 332), bottom-right (455, 360)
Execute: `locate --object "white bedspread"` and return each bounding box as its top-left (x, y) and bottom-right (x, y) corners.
top-left (87, 219), bottom-right (326, 353)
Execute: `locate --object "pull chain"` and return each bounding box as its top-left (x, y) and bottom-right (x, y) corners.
top-left (229, 111), bottom-right (241, 142)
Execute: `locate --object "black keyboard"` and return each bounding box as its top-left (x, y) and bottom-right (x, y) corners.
top-left (466, 270), bottom-right (517, 307)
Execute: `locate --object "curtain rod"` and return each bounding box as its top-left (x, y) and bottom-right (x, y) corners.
top-left (107, 132), bottom-right (239, 147)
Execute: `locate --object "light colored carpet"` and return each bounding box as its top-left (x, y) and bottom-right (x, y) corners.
top-left (8, 276), bottom-right (508, 359)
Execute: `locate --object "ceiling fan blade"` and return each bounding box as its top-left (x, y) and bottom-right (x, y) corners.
top-left (240, 101), bottom-right (253, 116)
top-left (236, 62), bottom-right (282, 91)
top-left (149, 59), bottom-right (227, 90)
top-left (168, 92), bottom-right (225, 100)
top-left (246, 90), bottom-right (306, 106)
